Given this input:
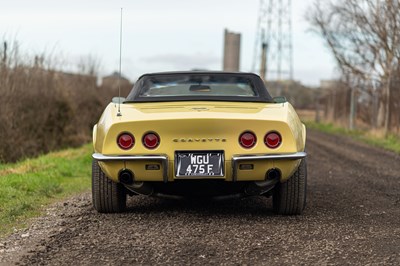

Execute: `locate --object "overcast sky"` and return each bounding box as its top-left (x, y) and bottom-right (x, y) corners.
top-left (0, 0), bottom-right (338, 86)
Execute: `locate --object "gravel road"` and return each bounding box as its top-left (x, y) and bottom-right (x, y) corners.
top-left (1, 129), bottom-right (400, 265)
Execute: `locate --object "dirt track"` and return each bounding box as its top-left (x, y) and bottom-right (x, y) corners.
top-left (1, 130), bottom-right (400, 265)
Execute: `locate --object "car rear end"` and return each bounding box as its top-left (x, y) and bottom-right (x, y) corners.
top-left (93, 101), bottom-right (305, 196)
top-left (91, 72), bottom-right (307, 214)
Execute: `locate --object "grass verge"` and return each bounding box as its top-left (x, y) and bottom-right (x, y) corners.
top-left (305, 121), bottom-right (400, 154)
top-left (0, 144), bottom-right (92, 236)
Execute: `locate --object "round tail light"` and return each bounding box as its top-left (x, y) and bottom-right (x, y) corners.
top-left (117, 132), bottom-right (134, 150)
top-left (265, 131), bottom-right (281, 149)
top-left (239, 131), bottom-right (257, 149)
top-left (143, 132), bottom-right (160, 149)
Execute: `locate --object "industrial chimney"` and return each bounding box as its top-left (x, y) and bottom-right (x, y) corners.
top-left (223, 29), bottom-right (241, 72)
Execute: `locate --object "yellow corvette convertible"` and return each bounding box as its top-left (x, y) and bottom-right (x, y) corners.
top-left (92, 71), bottom-right (307, 215)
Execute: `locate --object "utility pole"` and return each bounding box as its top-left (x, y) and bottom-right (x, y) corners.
top-left (252, 0), bottom-right (293, 82)
top-left (260, 30), bottom-right (268, 80)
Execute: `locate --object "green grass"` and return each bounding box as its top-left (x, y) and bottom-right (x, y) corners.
top-left (0, 144), bottom-right (92, 236)
top-left (305, 121), bottom-right (400, 154)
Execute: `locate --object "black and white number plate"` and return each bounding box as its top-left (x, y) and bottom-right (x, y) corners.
top-left (175, 151), bottom-right (224, 177)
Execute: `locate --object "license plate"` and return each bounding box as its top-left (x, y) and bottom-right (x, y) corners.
top-left (175, 151), bottom-right (224, 177)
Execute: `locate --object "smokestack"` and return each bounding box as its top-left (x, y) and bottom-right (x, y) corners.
top-left (223, 29), bottom-right (241, 72)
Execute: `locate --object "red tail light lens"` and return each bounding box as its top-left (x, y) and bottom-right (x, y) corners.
top-left (143, 132), bottom-right (160, 149)
top-left (239, 131), bottom-right (257, 149)
top-left (265, 131), bottom-right (281, 149)
top-left (117, 132), bottom-right (134, 150)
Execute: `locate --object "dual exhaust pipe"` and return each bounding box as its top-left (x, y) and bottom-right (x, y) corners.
top-left (119, 168), bottom-right (281, 197)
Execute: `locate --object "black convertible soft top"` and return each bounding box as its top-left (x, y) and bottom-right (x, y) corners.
top-left (125, 71), bottom-right (273, 103)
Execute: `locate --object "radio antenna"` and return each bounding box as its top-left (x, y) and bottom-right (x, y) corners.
top-left (117, 7), bottom-right (123, 117)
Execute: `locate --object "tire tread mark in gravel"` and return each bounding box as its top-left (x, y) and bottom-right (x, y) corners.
top-left (306, 133), bottom-right (400, 200)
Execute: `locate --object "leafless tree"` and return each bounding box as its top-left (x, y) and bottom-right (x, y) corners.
top-left (308, 0), bottom-right (400, 135)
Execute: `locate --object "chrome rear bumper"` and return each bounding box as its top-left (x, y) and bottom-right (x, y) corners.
top-left (92, 151), bottom-right (306, 183)
top-left (92, 153), bottom-right (169, 182)
top-left (231, 152), bottom-right (307, 182)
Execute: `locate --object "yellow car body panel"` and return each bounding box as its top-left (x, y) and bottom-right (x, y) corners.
top-left (93, 101), bottom-right (305, 183)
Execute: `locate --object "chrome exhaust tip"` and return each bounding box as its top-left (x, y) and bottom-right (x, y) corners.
top-left (118, 169), bottom-right (134, 185)
top-left (266, 168), bottom-right (281, 180)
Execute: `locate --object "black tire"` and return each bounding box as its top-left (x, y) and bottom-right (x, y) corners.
top-left (92, 159), bottom-right (126, 213)
top-left (273, 159), bottom-right (307, 215)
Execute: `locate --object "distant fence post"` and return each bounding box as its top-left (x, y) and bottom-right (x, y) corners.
top-left (315, 89), bottom-right (321, 123)
top-left (349, 86), bottom-right (355, 130)
top-left (2, 41), bottom-right (7, 64)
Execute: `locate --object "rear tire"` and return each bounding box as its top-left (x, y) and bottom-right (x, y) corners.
top-left (92, 159), bottom-right (126, 213)
top-left (273, 159), bottom-right (307, 215)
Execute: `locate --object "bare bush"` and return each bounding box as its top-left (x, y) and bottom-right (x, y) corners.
top-left (0, 40), bottom-right (128, 163)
